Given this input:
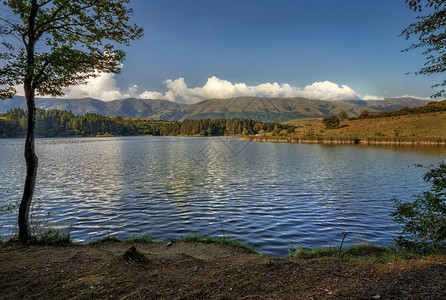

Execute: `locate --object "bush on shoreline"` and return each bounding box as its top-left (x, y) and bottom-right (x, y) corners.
top-left (391, 163), bottom-right (446, 253)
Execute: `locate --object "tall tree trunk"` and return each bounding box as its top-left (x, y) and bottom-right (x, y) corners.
top-left (18, 0), bottom-right (39, 242)
top-left (18, 83), bottom-right (38, 241)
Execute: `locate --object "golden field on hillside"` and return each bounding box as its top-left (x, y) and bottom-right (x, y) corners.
top-left (247, 111), bottom-right (446, 145)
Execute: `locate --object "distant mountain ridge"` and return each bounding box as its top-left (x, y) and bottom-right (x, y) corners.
top-left (0, 96), bottom-right (432, 123)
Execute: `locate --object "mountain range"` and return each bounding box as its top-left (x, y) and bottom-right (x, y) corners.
top-left (0, 96), bottom-right (432, 123)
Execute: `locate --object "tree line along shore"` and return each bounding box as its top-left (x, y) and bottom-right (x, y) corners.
top-left (0, 107), bottom-right (292, 138)
top-left (1, 99), bottom-right (445, 145)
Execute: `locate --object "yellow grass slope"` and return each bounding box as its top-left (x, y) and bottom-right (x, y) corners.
top-left (322, 111), bottom-right (446, 144)
top-left (248, 111), bottom-right (446, 145)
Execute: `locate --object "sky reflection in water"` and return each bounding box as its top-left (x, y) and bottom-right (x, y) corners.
top-left (1, 136), bottom-right (445, 256)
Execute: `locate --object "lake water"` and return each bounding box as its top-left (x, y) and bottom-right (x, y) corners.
top-left (1, 136), bottom-right (445, 256)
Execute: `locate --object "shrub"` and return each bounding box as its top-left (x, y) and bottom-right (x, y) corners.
top-left (391, 163), bottom-right (446, 252)
top-left (322, 115), bottom-right (340, 129)
top-left (358, 110), bottom-right (371, 119)
top-left (339, 110), bottom-right (349, 121)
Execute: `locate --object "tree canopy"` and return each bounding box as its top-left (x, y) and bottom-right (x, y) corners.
top-left (402, 0), bottom-right (446, 98)
top-left (0, 108), bottom-right (289, 138)
top-left (0, 0), bottom-right (143, 99)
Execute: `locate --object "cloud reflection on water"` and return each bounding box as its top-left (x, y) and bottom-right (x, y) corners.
top-left (1, 137), bottom-right (445, 256)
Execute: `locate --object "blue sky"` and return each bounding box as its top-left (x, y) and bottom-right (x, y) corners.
top-left (59, 0), bottom-right (444, 102)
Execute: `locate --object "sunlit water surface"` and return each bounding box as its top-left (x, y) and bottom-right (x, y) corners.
top-left (1, 136), bottom-right (445, 256)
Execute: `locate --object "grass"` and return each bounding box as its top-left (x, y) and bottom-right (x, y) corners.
top-left (287, 243), bottom-right (427, 264)
top-left (250, 111), bottom-right (446, 144)
top-left (87, 233), bottom-right (258, 253)
top-left (124, 234), bottom-right (161, 244)
top-left (34, 228), bottom-right (72, 245)
top-left (4, 228), bottom-right (73, 246)
top-left (169, 233), bottom-right (258, 254)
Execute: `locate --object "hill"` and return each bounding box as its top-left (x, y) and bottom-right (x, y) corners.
top-left (182, 97), bottom-right (372, 122)
top-left (346, 97), bottom-right (432, 111)
top-left (247, 109), bottom-right (446, 145)
top-left (0, 96), bottom-right (431, 123)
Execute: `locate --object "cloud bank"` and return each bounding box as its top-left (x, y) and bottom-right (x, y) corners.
top-left (52, 73), bottom-right (360, 103)
top-left (60, 72), bottom-right (142, 101)
top-left (16, 71), bottom-right (425, 103)
top-left (143, 76), bottom-right (360, 103)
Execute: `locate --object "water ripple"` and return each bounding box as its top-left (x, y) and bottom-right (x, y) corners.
top-left (1, 137), bottom-right (445, 256)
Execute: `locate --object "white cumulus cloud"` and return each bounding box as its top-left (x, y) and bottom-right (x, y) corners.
top-left (300, 81), bottom-right (358, 101)
top-left (362, 94), bottom-right (385, 101)
top-left (139, 76), bottom-right (360, 103)
top-left (60, 72), bottom-right (141, 101)
top-left (16, 70), bottom-right (397, 103)
top-left (14, 71), bottom-right (141, 101)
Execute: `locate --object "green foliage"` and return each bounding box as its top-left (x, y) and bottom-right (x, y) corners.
top-left (0, 0), bottom-right (143, 99)
top-left (124, 234), bottom-right (160, 244)
top-left (391, 163), bottom-right (446, 251)
top-left (171, 233), bottom-right (258, 254)
top-left (339, 110), bottom-right (349, 121)
top-left (358, 110), bottom-right (371, 119)
top-left (402, 0), bottom-right (446, 98)
top-left (346, 99), bottom-right (446, 120)
top-left (322, 114), bottom-right (340, 129)
top-left (287, 244), bottom-right (420, 263)
top-left (0, 107), bottom-right (289, 138)
top-left (34, 229), bottom-right (72, 246)
top-left (287, 246), bottom-right (337, 258)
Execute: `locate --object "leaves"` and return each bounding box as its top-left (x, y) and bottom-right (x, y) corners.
top-left (322, 115), bottom-right (340, 129)
top-left (0, 0), bottom-right (143, 98)
top-left (391, 163), bottom-right (446, 251)
top-left (402, 0), bottom-right (446, 98)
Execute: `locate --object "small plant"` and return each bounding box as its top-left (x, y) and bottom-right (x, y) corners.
top-left (391, 163), bottom-right (446, 252)
top-left (34, 228), bottom-right (72, 245)
top-left (339, 110), bottom-right (349, 121)
top-left (121, 246), bottom-right (147, 262)
top-left (322, 115), bottom-right (340, 129)
top-left (287, 246), bottom-right (337, 258)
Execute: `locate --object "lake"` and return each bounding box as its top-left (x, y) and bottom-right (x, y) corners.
top-left (1, 136), bottom-right (445, 256)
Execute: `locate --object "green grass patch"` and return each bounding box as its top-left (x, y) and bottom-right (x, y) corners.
top-left (288, 245), bottom-right (338, 259)
top-left (5, 229), bottom-right (72, 246)
top-left (90, 235), bottom-right (121, 245)
top-left (170, 233), bottom-right (258, 254)
top-left (287, 243), bottom-right (424, 263)
top-left (124, 234), bottom-right (161, 244)
top-left (35, 229), bottom-right (72, 246)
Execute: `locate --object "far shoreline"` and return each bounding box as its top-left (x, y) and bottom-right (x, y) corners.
top-left (242, 136), bottom-right (446, 146)
top-left (3, 134), bottom-right (446, 147)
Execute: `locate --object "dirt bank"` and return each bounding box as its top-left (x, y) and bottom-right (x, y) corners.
top-left (1, 242), bottom-right (445, 299)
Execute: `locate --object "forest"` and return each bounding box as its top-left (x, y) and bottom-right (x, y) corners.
top-left (0, 107), bottom-right (293, 138)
